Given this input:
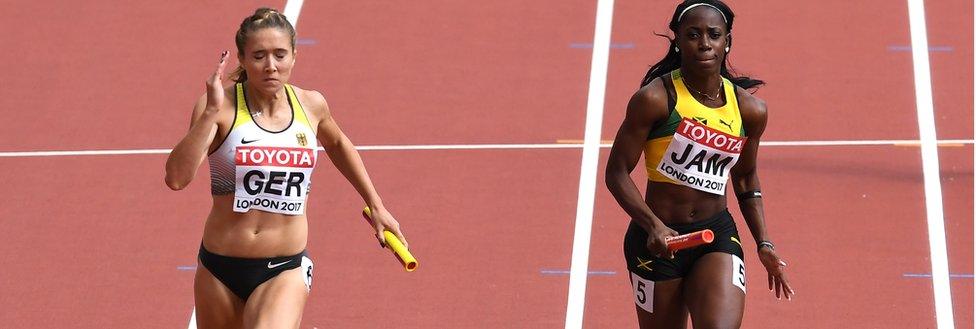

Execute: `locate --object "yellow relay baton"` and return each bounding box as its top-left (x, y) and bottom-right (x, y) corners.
top-left (362, 206), bottom-right (418, 272)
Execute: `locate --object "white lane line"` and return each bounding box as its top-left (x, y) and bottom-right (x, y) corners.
top-left (906, 0), bottom-right (955, 328)
top-left (187, 308), bottom-right (196, 329)
top-left (759, 139), bottom-right (973, 147)
top-left (0, 149), bottom-right (174, 157)
top-left (356, 143), bottom-right (583, 150)
top-left (283, 0), bottom-right (304, 29)
top-left (564, 0), bottom-right (614, 328)
top-left (1, 139), bottom-right (973, 158)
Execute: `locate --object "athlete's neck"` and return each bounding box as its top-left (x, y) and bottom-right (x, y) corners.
top-left (679, 67), bottom-right (723, 96)
top-left (244, 83), bottom-right (289, 117)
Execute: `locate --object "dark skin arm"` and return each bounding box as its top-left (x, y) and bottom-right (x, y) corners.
top-left (730, 87), bottom-right (794, 300)
top-left (606, 77), bottom-right (679, 258)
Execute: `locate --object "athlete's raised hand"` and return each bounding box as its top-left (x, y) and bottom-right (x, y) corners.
top-left (759, 247), bottom-right (794, 300)
top-left (368, 207), bottom-right (408, 249)
top-left (206, 51), bottom-right (230, 111)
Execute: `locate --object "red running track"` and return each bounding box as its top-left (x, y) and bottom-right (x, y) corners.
top-left (0, 0), bottom-right (970, 328)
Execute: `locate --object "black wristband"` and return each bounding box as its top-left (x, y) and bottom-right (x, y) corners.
top-left (758, 240), bottom-right (775, 251)
top-left (736, 190), bottom-right (762, 201)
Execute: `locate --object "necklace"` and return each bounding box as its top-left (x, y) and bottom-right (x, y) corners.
top-left (685, 80), bottom-right (723, 101)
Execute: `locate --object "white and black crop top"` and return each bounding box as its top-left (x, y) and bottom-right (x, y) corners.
top-left (208, 83), bottom-right (318, 215)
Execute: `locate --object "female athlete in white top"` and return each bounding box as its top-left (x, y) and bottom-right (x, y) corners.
top-left (165, 8), bottom-right (407, 329)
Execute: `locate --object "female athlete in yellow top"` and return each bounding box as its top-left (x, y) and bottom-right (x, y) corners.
top-left (165, 8), bottom-right (407, 329)
top-left (606, 1), bottom-right (793, 328)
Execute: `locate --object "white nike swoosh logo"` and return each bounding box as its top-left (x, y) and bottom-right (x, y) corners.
top-left (267, 260), bottom-right (292, 269)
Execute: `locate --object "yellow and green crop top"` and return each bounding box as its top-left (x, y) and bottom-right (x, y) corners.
top-left (644, 70), bottom-right (747, 195)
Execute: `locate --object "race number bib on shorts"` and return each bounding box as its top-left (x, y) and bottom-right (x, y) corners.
top-left (656, 119), bottom-right (746, 195)
top-left (301, 255), bottom-right (314, 292)
top-left (732, 254), bottom-right (746, 293)
top-left (234, 146), bottom-right (316, 215)
top-left (630, 271), bottom-right (654, 313)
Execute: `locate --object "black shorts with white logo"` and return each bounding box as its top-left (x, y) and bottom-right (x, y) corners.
top-left (623, 209), bottom-right (744, 281)
top-left (198, 245), bottom-right (313, 301)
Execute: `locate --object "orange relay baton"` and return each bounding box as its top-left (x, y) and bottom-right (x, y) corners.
top-left (362, 206), bottom-right (418, 272)
top-left (665, 229), bottom-right (715, 251)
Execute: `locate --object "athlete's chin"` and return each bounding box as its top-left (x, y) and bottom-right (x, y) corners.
top-left (255, 79), bottom-right (284, 91)
top-left (687, 61), bottom-right (721, 74)
top-left (692, 57), bottom-right (720, 68)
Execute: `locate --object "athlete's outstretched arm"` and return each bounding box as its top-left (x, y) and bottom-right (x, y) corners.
top-left (729, 90), bottom-right (793, 300)
top-left (310, 93), bottom-right (407, 248)
top-left (606, 79), bottom-right (678, 258)
top-left (165, 51), bottom-right (230, 190)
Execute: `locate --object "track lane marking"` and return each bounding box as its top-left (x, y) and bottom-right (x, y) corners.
top-left (2, 139), bottom-right (972, 158)
top-left (283, 0), bottom-right (304, 29)
top-left (906, 0), bottom-right (955, 328)
top-left (564, 0), bottom-right (614, 328)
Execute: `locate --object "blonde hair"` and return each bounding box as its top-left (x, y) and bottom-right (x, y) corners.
top-left (229, 8), bottom-right (296, 82)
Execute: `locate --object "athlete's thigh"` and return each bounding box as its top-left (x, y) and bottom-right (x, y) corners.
top-left (630, 275), bottom-right (688, 329)
top-left (194, 264), bottom-right (245, 329)
top-left (242, 267), bottom-right (309, 329)
top-left (683, 252), bottom-right (746, 329)
top-left (625, 221), bottom-right (689, 328)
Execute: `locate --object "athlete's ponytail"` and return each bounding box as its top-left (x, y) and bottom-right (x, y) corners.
top-left (229, 8), bottom-right (297, 83)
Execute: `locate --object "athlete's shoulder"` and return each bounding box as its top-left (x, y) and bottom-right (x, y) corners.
top-left (733, 86), bottom-right (766, 118)
top-left (288, 85), bottom-right (327, 105)
top-left (733, 86), bottom-right (767, 137)
top-left (288, 85), bottom-right (330, 118)
top-left (633, 76), bottom-right (670, 107)
top-left (627, 76), bottom-right (671, 123)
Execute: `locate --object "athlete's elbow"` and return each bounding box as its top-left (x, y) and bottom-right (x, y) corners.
top-left (165, 175), bottom-right (188, 191)
top-left (604, 164), bottom-right (625, 190)
top-left (164, 168), bottom-right (191, 191)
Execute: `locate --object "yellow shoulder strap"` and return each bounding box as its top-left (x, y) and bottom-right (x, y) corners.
top-left (285, 84), bottom-right (313, 129)
top-left (670, 70), bottom-right (694, 103)
top-left (233, 83), bottom-right (252, 129)
top-left (670, 69), bottom-right (698, 118)
top-left (720, 77), bottom-right (745, 136)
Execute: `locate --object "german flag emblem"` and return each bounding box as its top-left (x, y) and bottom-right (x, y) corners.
top-left (296, 132), bottom-right (308, 147)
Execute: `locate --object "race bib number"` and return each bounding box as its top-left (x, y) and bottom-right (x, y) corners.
top-left (656, 119), bottom-right (746, 195)
top-left (731, 254), bottom-right (746, 293)
top-left (233, 146), bottom-right (316, 215)
top-left (301, 256), bottom-right (314, 292)
top-left (630, 271), bottom-right (654, 313)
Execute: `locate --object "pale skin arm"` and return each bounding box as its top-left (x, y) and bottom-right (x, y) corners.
top-left (308, 92), bottom-right (408, 248)
top-left (729, 90), bottom-right (794, 300)
top-left (165, 51), bottom-right (230, 190)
